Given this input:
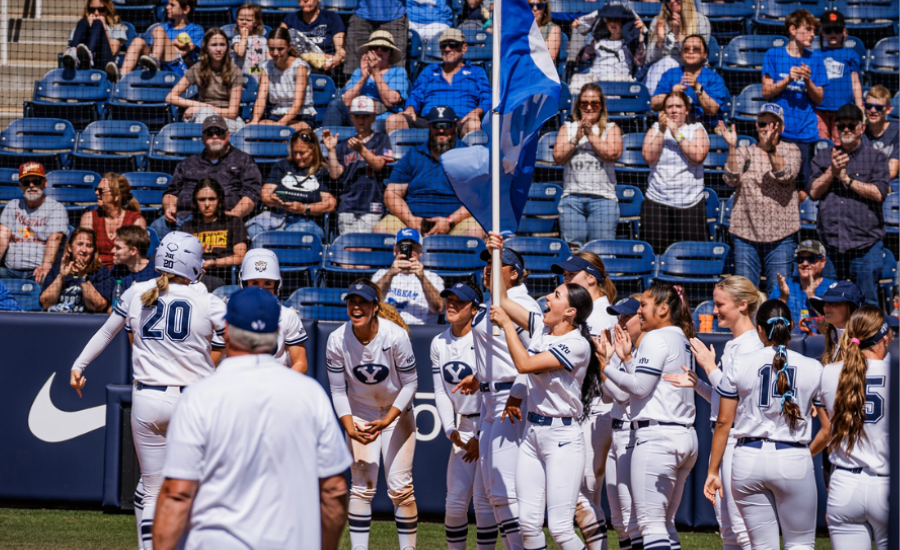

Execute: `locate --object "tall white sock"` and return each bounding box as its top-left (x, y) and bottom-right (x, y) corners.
top-left (134, 481), bottom-right (145, 550)
top-left (495, 503), bottom-right (523, 550)
top-left (348, 498), bottom-right (372, 550)
top-left (395, 502), bottom-right (417, 550)
top-left (475, 511), bottom-right (499, 550)
top-left (445, 512), bottom-right (468, 550)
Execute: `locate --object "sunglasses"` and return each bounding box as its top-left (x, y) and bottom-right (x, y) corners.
top-left (821, 26), bottom-right (843, 34)
top-left (19, 178), bottom-right (42, 187)
top-left (795, 255), bottom-right (824, 264)
top-left (369, 45), bottom-right (391, 53)
top-left (89, 5), bottom-right (108, 13)
top-left (440, 41), bottom-right (463, 50)
top-left (836, 123), bottom-right (858, 132)
top-left (756, 120), bottom-right (775, 128)
top-left (682, 46), bottom-right (704, 53)
top-left (530, 2), bottom-right (547, 10)
top-left (865, 102), bottom-right (887, 112)
top-left (431, 122), bottom-right (455, 131)
top-left (580, 100), bottom-right (601, 109)
top-left (94, 188), bottom-right (111, 195)
top-left (203, 127), bottom-right (226, 137)
top-left (295, 130), bottom-right (316, 143)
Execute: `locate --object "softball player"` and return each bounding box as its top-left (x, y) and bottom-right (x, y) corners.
top-left (238, 248), bottom-right (308, 372)
top-left (325, 279), bottom-right (418, 550)
top-left (705, 299), bottom-right (830, 550)
top-left (811, 281), bottom-right (864, 363)
top-left (432, 282), bottom-right (497, 550)
top-left (820, 305), bottom-right (891, 550)
top-left (69, 232), bottom-right (226, 550)
top-left (552, 252), bottom-right (618, 550)
top-left (489, 279), bottom-right (601, 550)
top-left (601, 284), bottom-right (698, 550)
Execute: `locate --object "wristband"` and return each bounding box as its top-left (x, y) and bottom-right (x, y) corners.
top-left (74, 277), bottom-right (87, 285)
top-left (447, 217), bottom-right (456, 229)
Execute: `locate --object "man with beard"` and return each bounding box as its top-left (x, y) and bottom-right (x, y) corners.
top-left (0, 162), bottom-right (68, 283)
top-left (376, 106), bottom-right (484, 237)
top-left (153, 115), bottom-right (261, 238)
top-left (810, 103), bottom-right (891, 307)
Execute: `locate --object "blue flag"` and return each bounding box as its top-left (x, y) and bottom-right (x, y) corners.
top-left (441, 0), bottom-right (560, 234)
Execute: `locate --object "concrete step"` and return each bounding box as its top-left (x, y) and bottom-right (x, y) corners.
top-left (7, 0), bottom-right (82, 18)
top-left (6, 41), bottom-right (67, 63)
top-left (6, 15), bottom-right (78, 40)
top-left (0, 62), bottom-right (55, 92)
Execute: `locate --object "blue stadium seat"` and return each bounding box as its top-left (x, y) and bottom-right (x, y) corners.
top-left (147, 122), bottom-right (204, 174)
top-left (692, 300), bottom-right (727, 333)
top-left (866, 37), bottom-right (899, 92)
top-left (698, 0), bottom-right (753, 43)
top-left (581, 239), bottom-right (656, 292)
top-left (239, 74), bottom-right (259, 121)
top-left (408, 29), bottom-right (423, 77)
top-left (311, 75), bottom-right (337, 125)
top-left (462, 130), bottom-right (489, 147)
top-left (256, 0), bottom-right (298, 30)
top-left (799, 198), bottom-right (818, 232)
top-left (720, 35), bottom-right (789, 95)
top-left (732, 84), bottom-right (767, 136)
top-left (125, 172), bottom-right (170, 215)
top-left (654, 241), bottom-right (731, 304)
top-left (884, 193), bottom-right (898, 234)
top-left (322, 0), bottom-right (359, 14)
top-left (558, 82), bottom-right (572, 123)
top-left (212, 284), bottom-right (240, 303)
top-left (809, 35), bottom-right (868, 62)
top-left (231, 125), bottom-right (295, 169)
top-left (707, 35), bottom-right (722, 68)
top-left (107, 70), bottom-right (180, 131)
top-left (251, 231), bottom-right (324, 291)
top-left (628, 1), bottom-right (665, 26)
top-left (24, 69), bottom-right (111, 131)
top-left (46, 170), bottom-right (101, 189)
top-left (717, 196), bottom-right (734, 242)
top-left (504, 236), bottom-right (570, 298)
top-left (704, 133), bottom-right (755, 191)
top-left (557, 32), bottom-right (568, 81)
top-left (459, 27), bottom-right (490, 46)
top-left (616, 185), bottom-right (643, 239)
top-left (421, 235), bottom-right (487, 286)
top-left (285, 288), bottom-right (350, 322)
top-left (0, 167), bottom-right (18, 185)
top-left (70, 120), bottom-right (151, 173)
top-left (752, 0), bottom-right (830, 35)
top-left (597, 81), bottom-right (651, 133)
top-left (535, 131), bottom-right (563, 182)
top-left (833, 0), bottom-right (898, 48)
top-left (320, 233), bottom-right (397, 287)
top-left (0, 278), bottom-right (42, 311)
top-left (518, 183), bottom-right (562, 236)
top-left (193, 0), bottom-right (239, 29)
top-left (0, 180), bottom-right (20, 204)
top-left (390, 128), bottom-right (429, 160)
top-left (890, 97), bottom-right (900, 125)
top-left (549, 0), bottom-right (595, 15)
top-left (704, 188), bottom-right (720, 241)
top-left (0, 118), bottom-right (75, 170)
top-left (115, 3), bottom-right (158, 33)
top-left (44, 185), bottom-right (97, 215)
top-left (316, 126), bottom-right (357, 142)
top-left (881, 248), bottom-right (897, 307)
top-left (147, 227), bottom-right (160, 257)
top-left (220, 24), bottom-right (272, 39)
top-left (614, 133), bottom-right (650, 188)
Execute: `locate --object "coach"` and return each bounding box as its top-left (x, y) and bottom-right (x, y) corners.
top-left (152, 288), bottom-right (351, 550)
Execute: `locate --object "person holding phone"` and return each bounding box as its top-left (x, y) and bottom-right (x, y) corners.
top-left (372, 228), bottom-right (445, 326)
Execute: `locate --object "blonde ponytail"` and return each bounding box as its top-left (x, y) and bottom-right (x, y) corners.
top-left (141, 273), bottom-right (172, 308)
top-left (378, 303), bottom-right (410, 333)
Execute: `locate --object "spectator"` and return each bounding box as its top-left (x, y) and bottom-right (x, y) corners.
top-left (247, 129), bottom-right (336, 240)
top-left (378, 106), bottom-right (483, 237)
top-left (281, 0), bottom-right (346, 73)
top-left (771, 239), bottom-right (836, 332)
top-left (810, 280), bottom-right (862, 362)
top-left (651, 34), bottom-right (728, 129)
top-left (552, 83), bottom-right (623, 246)
top-left (156, 116), bottom-right (261, 238)
top-left (166, 28), bottom-right (245, 133)
top-left (810, 103), bottom-right (890, 306)
top-left (181, 179), bottom-right (248, 291)
top-left (62, 0), bottom-right (128, 71)
top-left (386, 28), bottom-right (490, 137)
top-left (644, 0), bottom-right (711, 94)
top-left (815, 11), bottom-right (863, 141)
top-left (568, 4), bottom-right (636, 96)
top-left (460, 0), bottom-right (490, 28)
top-left (232, 4), bottom-right (268, 83)
top-left (249, 27), bottom-right (317, 131)
top-left (373, 228), bottom-right (445, 325)
top-left (720, 103), bottom-right (801, 296)
top-left (862, 85), bottom-right (899, 180)
top-left (109, 225), bottom-right (156, 290)
top-left (0, 281), bottom-right (21, 311)
top-left (323, 96), bottom-right (394, 235)
top-left (529, 1), bottom-right (562, 62)
top-left (40, 228), bottom-right (113, 313)
top-left (79, 173), bottom-right (146, 269)
top-left (762, 9), bottom-right (826, 196)
top-left (408, 0), bottom-right (454, 44)
top-left (323, 30), bottom-right (409, 127)
top-left (343, 0), bottom-right (407, 76)
top-left (641, 90), bottom-right (710, 253)
top-left (0, 162), bottom-right (67, 284)
top-left (112, 0), bottom-right (202, 83)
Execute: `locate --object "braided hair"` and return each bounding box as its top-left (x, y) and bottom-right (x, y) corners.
top-left (756, 300), bottom-right (801, 430)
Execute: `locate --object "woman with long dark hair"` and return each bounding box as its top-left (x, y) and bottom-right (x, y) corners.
top-left (62, 0), bottom-right (128, 71)
top-left (249, 27), bottom-right (317, 130)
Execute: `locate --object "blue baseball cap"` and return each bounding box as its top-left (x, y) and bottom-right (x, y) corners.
top-left (441, 282), bottom-right (481, 305)
top-left (607, 297), bottom-right (640, 316)
top-left (396, 228), bottom-right (421, 245)
top-left (224, 287), bottom-right (280, 334)
top-left (551, 255), bottom-right (603, 280)
top-left (345, 282), bottom-right (379, 303)
top-left (759, 103), bottom-right (785, 125)
top-left (426, 105), bottom-right (458, 124)
top-left (809, 281), bottom-right (864, 311)
top-left (480, 248), bottom-right (525, 279)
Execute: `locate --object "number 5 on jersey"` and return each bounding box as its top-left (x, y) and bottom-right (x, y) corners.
top-left (142, 300), bottom-right (193, 341)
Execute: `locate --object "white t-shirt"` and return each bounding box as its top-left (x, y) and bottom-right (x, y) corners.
top-left (372, 269), bottom-right (445, 325)
top-left (0, 198), bottom-right (69, 270)
top-left (163, 353), bottom-right (352, 550)
top-left (275, 305), bottom-right (308, 368)
top-left (820, 358), bottom-right (889, 474)
top-left (588, 38), bottom-right (633, 80)
top-left (431, 327), bottom-right (481, 436)
top-left (708, 329), bottom-right (764, 421)
top-left (562, 121), bottom-right (618, 201)
top-left (526, 312), bottom-right (592, 418)
top-left (262, 57), bottom-right (316, 117)
top-left (646, 122), bottom-right (706, 208)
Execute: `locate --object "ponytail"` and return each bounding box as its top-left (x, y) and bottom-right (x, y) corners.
top-left (645, 283), bottom-right (694, 339)
top-left (141, 273), bottom-right (172, 308)
top-left (563, 283), bottom-right (602, 420)
top-left (349, 278), bottom-right (410, 333)
top-left (574, 251), bottom-right (618, 304)
top-left (757, 300), bottom-right (801, 430)
top-left (821, 322), bottom-right (842, 364)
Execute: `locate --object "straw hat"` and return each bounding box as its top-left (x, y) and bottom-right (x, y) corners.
top-left (358, 30), bottom-right (401, 64)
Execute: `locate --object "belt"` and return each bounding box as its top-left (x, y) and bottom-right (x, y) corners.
top-left (527, 412), bottom-right (573, 426)
top-left (461, 413), bottom-right (481, 419)
top-left (480, 381), bottom-right (514, 393)
top-left (136, 382), bottom-right (181, 392)
top-left (612, 419), bottom-right (635, 430)
top-left (736, 437), bottom-right (808, 450)
top-left (835, 466), bottom-right (890, 477)
top-left (636, 420), bottom-right (691, 429)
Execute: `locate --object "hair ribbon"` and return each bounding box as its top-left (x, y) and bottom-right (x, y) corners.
top-left (766, 316), bottom-right (789, 339)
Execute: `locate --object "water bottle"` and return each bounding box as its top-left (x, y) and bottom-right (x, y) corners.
top-left (112, 279), bottom-right (124, 309)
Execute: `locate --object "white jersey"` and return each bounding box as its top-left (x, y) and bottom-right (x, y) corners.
top-left (820, 358), bottom-right (889, 474)
top-left (325, 319), bottom-right (418, 420)
top-left (717, 347), bottom-right (824, 443)
top-left (606, 354), bottom-right (633, 421)
top-left (431, 328), bottom-right (481, 436)
top-left (587, 296), bottom-right (616, 415)
top-left (115, 279), bottom-right (227, 386)
top-left (526, 312), bottom-right (591, 418)
top-left (472, 284), bottom-right (543, 384)
top-left (709, 330), bottom-right (764, 421)
top-left (275, 305), bottom-right (308, 368)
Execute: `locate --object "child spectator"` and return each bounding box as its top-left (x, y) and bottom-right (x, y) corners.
top-left (232, 4), bottom-right (268, 83)
top-left (281, 0), bottom-right (346, 72)
top-left (40, 228), bottom-right (113, 313)
top-left (62, 0), bottom-right (128, 72)
top-left (569, 5), bottom-right (635, 96)
top-left (815, 11), bottom-right (863, 141)
top-left (79, 173), bottom-right (146, 269)
top-left (862, 85), bottom-right (899, 180)
top-left (249, 27), bottom-right (316, 131)
top-left (109, 225), bottom-right (156, 290)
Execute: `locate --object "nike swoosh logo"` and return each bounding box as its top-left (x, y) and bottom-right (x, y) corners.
top-left (28, 373), bottom-right (106, 443)
top-left (558, 441), bottom-right (572, 447)
top-left (382, 347), bottom-right (391, 352)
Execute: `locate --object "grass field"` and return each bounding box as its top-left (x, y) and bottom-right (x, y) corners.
top-left (0, 508), bottom-right (836, 549)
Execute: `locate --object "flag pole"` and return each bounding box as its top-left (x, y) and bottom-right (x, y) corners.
top-left (491, 0), bottom-right (502, 335)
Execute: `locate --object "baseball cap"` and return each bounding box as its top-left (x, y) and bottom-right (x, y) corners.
top-left (480, 248), bottom-right (525, 279)
top-left (201, 115), bottom-right (228, 133)
top-left (224, 287), bottom-right (280, 334)
top-left (759, 103), bottom-right (785, 125)
top-left (551, 255), bottom-right (603, 281)
top-left (396, 228), bottom-right (421, 245)
top-left (18, 162), bottom-right (45, 180)
top-left (607, 297), bottom-right (640, 316)
top-left (809, 281), bottom-right (864, 311)
top-left (441, 282), bottom-right (481, 305)
top-left (836, 103), bottom-right (863, 123)
top-left (439, 28), bottom-right (466, 44)
top-left (426, 105), bottom-right (458, 124)
top-left (345, 282), bottom-right (379, 303)
top-left (820, 10), bottom-right (846, 32)
top-left (794, 239), bottom-right (826, 257)
top-left (350, 95), bottom-right (376, 115)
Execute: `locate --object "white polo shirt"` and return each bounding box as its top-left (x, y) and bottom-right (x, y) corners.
top-left (164, 353), bottom-right (352, 550)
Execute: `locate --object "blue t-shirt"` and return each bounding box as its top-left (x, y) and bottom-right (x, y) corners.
top-left (388, 141), bottom-right (466, 218)
top-left (654, 66), bottom-right (730, 127)
top-left (343, 66), bottom-right (410, 119)
top-left (282, 9), bottom-right (345, 55)
top-left (769, 275), bottom-right (836, 333)
top-left (143, 22), bottom-right (204, 76)
top-left (407, 0), bottom-right (453, 26)
top-left (406, 62), bottom-right (491, 118)
top-left (817, 46), bottom-right (860, 112)
top-left (110, 262), bottom-right (157, 291)
top-left (864, 122), bottom-right (899, 161)
top-left (356, 0), bottom-right (405, 22)
top-left (335, 132), bottom-right (393, 214)
top-left (0, 281), bottom-right (21, 311)
top-left (762, 46), bottom-right (828, 142)
top-left (41, 262), bottom-right (114, 313)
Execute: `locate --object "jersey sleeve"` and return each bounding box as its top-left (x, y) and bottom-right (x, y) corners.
top-left (602, 332), bottom-right (667, 398)
top-left (527, 311), bottom-right (546, 339)
top-left (313, 383), bottom-right (353, 478)
top-left (283, 308), bottom-right (308, 346)
top-left (209, 295), bottom-right (227, 350)
top-left (431, 336), bottom-right (458, 436)
top-left (548, 336), bottom-right (589, 373)
top-left (325, 332), bottom-right (353, 418)
top-left (162, 386), bottom-right (206, 481)
top-left (811, 361), bottom-right (825, 408)
top-left (113, 285), bottom-right (140, 319)
top-left (391, 331), bottom-right (418, 412)
top-left (72, 311), bottom-right (128, 372)
top-left (716, 355), bottom-right (740, 399)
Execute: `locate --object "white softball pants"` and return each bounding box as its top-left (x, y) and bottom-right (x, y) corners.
top-left (348, 408), bottom-right (417, 505)
top-left (576, 412), bottom-right (612, 549)
top-left (607, 424), bottom-right (639, 549)
top-left (446, 415), bottom-right (496, 549)
top-left (715, 433), bottom-right (751, 550)
top-left (826, 468), bottom-right (889, 550)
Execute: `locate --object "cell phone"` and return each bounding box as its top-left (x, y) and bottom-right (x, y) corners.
top-left (420, 219), bottom-right (436, 234)
top-left (399, 241), bottom-right (413, 259)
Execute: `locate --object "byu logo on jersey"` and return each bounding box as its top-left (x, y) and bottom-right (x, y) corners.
top-left (472, 306), bottom-right (487, 327)
top-left (442, 361), bottom-right (473, 384)
top-left (352, 363), bottom-right (390, 384)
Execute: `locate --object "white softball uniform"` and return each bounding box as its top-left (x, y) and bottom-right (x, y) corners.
top-left (603, 326), bottom-right (698, 550)
top-left (275, 305), bottom-right (308, 368)
top-left (71, 279), bottom-right (227, 550)
top-left (820, 358), bottom-right (889, 550)
top-left (325, 319), bottom-right (418, 550)
top-left (603, 354), bottom-right (640, 550)
top-left (716, 347), bottom-right (824, 550)
top-left (431, 328), bottom-right (496, 550)
top-left (517, 314), bottom-right (591, 550)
